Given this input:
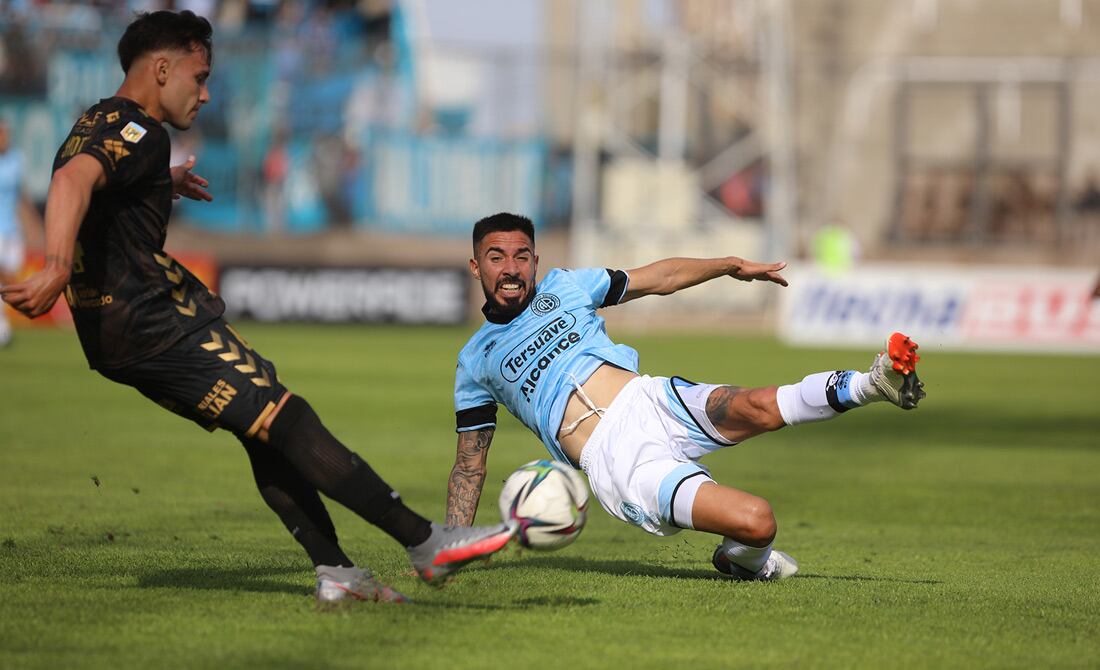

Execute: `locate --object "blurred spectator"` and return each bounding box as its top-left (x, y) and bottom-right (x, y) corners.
top-left (0, 23), bottom-right (47, 95)
top-left (1076, 170), bottom-right (1100, 212)
top-left (930, 169), bottom-right (971, 240)
top-left (1074, 169), bottom-right (1100, 247)
top-left (898, 170), bottom-right (931, 240)
top-left (0, 118), bottom-right (43, 347)
top-left (300, 5), bottom-right (338, 74)
top-left (719, 160), bottom-right (765, 218)
top-left (312, 132), bottom-right (353, 228)
top-left (995, 169), bottom-right (1058, 242)
top-left (991, 169), bottom-right (1040, 241)
top-left (262, 128), bottom-right (290, 234)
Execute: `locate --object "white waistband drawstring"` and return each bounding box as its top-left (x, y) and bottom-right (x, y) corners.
top-left (558, 373), bottom-right (607, 437)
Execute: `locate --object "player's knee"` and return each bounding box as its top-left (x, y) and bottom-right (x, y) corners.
top-left (740, 496), bottom-right (777, 545)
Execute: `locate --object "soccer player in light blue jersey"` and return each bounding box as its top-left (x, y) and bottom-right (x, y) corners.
top-left (446, 213), bottom-right (926, 581)
top-left (0, 119), bottom-right (43, 347)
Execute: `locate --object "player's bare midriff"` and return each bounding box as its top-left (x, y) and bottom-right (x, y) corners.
top-left (557, 362), bottom-right (638, 464)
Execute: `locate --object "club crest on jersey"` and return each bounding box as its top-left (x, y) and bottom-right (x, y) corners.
top-left (120, 121), bottom-right (147, 143)
top-left (531, 293), bottom-right (560, 316)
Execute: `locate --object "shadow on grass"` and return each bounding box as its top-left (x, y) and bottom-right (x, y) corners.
top-left (486, 554), bottom-right (723, 581)
top-left (414, 594), bottom-right (602, 613)
top-left (136, 565), bottom-right (305, 595)
top-left (795, 573), bottom-right (942, 585)
top-left (487, 555), bottom-right (944, 586)
top-left (131, 560), bottom-right (941, 604)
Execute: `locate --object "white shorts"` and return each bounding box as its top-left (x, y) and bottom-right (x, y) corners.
top-left (578, 375), bottom-right (733, 537)
top-left (0, 233), bottom-right (23, 276)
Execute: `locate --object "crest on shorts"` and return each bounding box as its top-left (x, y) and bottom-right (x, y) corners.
top-left (531, 293), bottom-right (560, 316)
top-left (120, 121), bottom-right (147, 144)
top-left (620, 502), bottom-right (654, 527)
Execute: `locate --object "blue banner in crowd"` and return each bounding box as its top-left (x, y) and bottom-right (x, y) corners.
top-left (358, 127), bottom-right (546, 235)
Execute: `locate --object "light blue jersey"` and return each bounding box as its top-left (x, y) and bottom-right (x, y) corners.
top-left (0, 150), bottom-right (23, 239)
top-left (454, 267), bottom-right (638, 463)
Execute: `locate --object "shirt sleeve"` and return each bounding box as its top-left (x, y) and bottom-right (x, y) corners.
top-left (564, 267), bottom-right (629, 309)
top-left (81, 115), bottom-right (165, 190)
top-left (454, 357), bottom-right (497, 433)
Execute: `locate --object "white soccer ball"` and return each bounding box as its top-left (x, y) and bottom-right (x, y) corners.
top-left (498, 459), bottom-right (589, 551)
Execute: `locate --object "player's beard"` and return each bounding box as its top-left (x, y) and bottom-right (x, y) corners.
top-left (482, 276), bottom-right (533, 318)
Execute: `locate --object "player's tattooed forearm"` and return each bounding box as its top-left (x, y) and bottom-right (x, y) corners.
top-left (446, 428), bottom-right (494, 525)
top-left (705, 385), bottom-right (743, 427)
top-left (457, 428), bottom-right (494, 457)
top-left (447, 460), bottom-right (487, 525)
top-left (446, 471), bottom-right (484, 526)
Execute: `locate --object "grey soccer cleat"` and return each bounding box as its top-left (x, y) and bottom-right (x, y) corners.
top-left (712, 546), bottom-right (800, 581)
top-left (407, 522), bottom-right (515, 586)
top-left (869, 331), bottom-right (926, 410)
top-left (315, 565), bottom-right (409, 603)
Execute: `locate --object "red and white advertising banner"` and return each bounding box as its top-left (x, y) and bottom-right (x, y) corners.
top-left (778, 265), bottom-right (1100, 354)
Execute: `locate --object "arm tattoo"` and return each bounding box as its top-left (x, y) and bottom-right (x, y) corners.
top-left (445, 428), bottom-right (494, 526)
top-left (704, 385), bottom-right (742, 430)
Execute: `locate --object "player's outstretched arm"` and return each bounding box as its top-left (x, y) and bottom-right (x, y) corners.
top-left (445, 428), bottom-right (495, 526)
top-left (620, 256), bottom-right (788, 303)
top-left (0, 155), bottom-right (104, 318)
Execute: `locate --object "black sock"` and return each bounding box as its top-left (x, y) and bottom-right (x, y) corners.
top-left (266, 395), bottom-right (432, 547)
top-left (241, 438), bottom-right (352, 567)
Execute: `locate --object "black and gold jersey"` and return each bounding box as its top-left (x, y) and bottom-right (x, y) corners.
top-left (53, 97), bottom-right (224, 369)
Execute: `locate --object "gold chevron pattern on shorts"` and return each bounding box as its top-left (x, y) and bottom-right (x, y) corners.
top-left (201, 330), bottom-right (223, 351)
top-left (218, 341), bottom-right (241, 362)
top-left (235, 353), bottom-right (271, 387)
top-left (199, 328), bottom-right (272, 387)
top-left (154, 252), bottom-right (197, 316)
top-left (225, 324), bottom-right (252, 350)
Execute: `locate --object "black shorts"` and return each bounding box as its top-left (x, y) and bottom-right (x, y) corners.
top-left (99, 319), bottom-right (288, 438)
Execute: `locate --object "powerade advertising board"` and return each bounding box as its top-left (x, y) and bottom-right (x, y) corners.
top-left (219, 266), bottom-right (469, 325)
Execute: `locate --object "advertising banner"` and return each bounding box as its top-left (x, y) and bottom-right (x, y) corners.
top-left (219, 266), bottom-right (469, 325)
top-left (778, 265), bottom-right (1100, 354)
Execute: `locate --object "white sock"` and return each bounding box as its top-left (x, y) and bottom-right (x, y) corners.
top-left (776, 369), bottom-right (878, 426)
top-left (315, 564), bottom-right (364, 582)
top-left (0, 312), bottom-right (10, 346)
top-left (719, 537), bottom-right (773, 573)
top-left (851, 371), bottom-right (881, 404)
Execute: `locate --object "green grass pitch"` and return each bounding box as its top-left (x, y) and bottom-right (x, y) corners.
top-left (1, 324), bottom-right (1098, 669)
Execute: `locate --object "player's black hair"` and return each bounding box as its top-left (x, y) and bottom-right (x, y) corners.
top-left (117, 10), bottom-right (213, 74)
top-left (472, 213), bottom-right (535, 252)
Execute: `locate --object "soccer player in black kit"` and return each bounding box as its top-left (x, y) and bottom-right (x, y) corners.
top-left (0, 10), bottom-right (513, 603)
